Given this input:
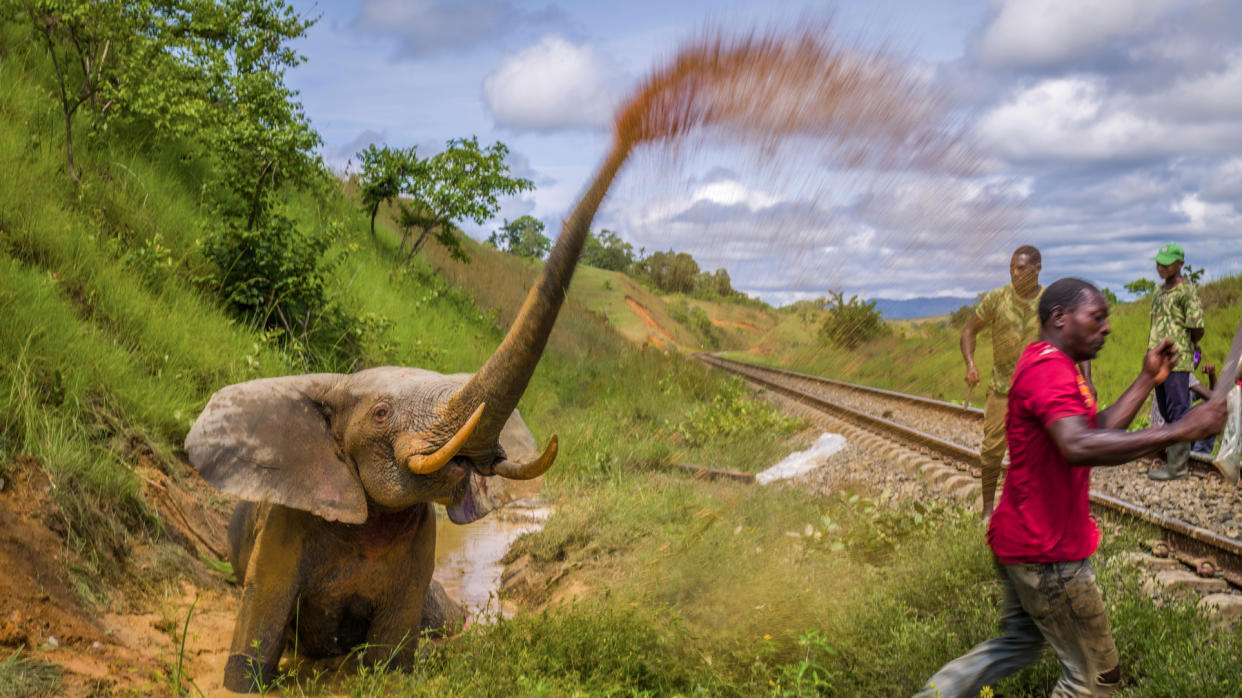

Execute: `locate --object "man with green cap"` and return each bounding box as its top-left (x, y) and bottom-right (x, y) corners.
top-left (1147, 242), bottom-right (1206, 480)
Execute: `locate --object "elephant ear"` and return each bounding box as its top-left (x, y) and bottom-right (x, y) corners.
top-left (498, 408), bottom-right (538, 463)
top-left (185, 374), bottom-right (368, 524)
top-left (446, 409), bottom-right (539, 525)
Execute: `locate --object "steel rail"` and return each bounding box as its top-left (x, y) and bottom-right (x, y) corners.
top-left (700, 353), bottom-right (1242, 580)
top-left (703, 353), bottom-right (983, 418)
top-left (703, 353), bottom-right (1216, 466)
top-left (699, 353), bottom-right (979, 465)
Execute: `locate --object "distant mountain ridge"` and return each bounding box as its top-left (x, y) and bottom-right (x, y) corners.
top-left (872, 296), bottom-right (975, 320)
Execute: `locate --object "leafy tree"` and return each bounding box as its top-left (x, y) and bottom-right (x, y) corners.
top-left (782, 298), bottom-right (828, 326)
top-left (1124, 278), bottom-right (1157, 296)
top-left (19, 0), bottom-right (320, 199)
top-left (948, 303), bottom-right (975, 328)
top-left (488, 216), bottom-right (551, 259)
top-left (819, 290), bottom-right (888, 349)
top-left (19, 0), bottom-right (118, 179)
top-left (696, 268), bottom-right (736, 299)
top-left (635, 250), bottom-right (700, 294)
top-left (948, 292), bottom-right (986, 328)
top-left (357, 144), bottom-right (419, 238)
top-left (19, 0), bottom-right (346, 358)
top-left (582, 229), bottom-right (635, 271)
top-left (397, 137), bottom-right (533, 265)
top-left (1100, 287), bottom-right (1119, 305)
top-left (1184, 264), bottom-right (1205, 284)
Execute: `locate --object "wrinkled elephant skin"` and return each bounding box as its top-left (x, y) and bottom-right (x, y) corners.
top-left (186, 142), bottom-right (632, 692)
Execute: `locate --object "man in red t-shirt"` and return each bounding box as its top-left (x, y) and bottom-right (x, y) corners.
top-left (916, 278), bottom-right (1225, 698)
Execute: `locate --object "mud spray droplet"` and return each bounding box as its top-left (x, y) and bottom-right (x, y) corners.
top-left (598, 22), bottom-right (1013, 312)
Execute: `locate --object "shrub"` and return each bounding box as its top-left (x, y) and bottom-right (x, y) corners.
top-left (201, 209), bottom-right (356, 364)
top-left (677, 379), bottom-right (800, 446)
top-left (819, 290), bottom-right (889, 348)
top-left (947, 302), bottom-right (975, 328)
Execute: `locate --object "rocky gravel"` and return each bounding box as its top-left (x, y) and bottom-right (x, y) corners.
top-left (1093, 464), bottom-right (1242, 540)
top-left (725, 361), bottom-right (984, 450)
top-left (733, 361), bottom-right (1242, 543)
top-left (757, 389), bottom-right (938, 504)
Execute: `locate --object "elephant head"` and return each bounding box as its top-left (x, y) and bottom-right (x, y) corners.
top-left (185, 141), bottom-right (633, 524)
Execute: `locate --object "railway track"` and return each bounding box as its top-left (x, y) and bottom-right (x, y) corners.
top-left (698, 353), bottom-right (1242, 587)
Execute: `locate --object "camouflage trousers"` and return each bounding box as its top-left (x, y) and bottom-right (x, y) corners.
top-left (915, 558), bottom-right (1120, 698)
top-left (981, 391), bottom-right (1008, 499)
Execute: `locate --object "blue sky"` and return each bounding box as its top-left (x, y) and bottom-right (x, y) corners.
top-left (286, 0), bottom-right (1242, 304)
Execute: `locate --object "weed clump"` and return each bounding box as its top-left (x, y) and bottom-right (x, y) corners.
top-left (0, 651), bottom-right (61, 698)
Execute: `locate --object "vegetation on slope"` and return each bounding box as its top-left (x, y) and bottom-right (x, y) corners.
top-left (3, 6), bottom-right (1242, 697)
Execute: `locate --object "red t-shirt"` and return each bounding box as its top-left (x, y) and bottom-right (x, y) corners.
top-left (987, 341), bottom-right (1100, 563)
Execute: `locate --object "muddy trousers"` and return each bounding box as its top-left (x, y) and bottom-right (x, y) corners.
top-left (980, 391), bottom-right (1008, 505)
top-left (915, 559), bottom-right (1120, 698)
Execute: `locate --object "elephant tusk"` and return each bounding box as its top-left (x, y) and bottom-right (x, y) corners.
top-left (403, 403), bottom-right (486, 475)
top-left (494, 434), bottom-right (558, 480)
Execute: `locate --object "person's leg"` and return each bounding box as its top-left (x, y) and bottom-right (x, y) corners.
top-left (1150, 372), bottom-right (1191, 480)
top-left (979, 391), bottom-right (1008, 519)
top-left (914, 562), bottom-right (1046, 698)
top-left (1012, 559), bottom-right (1120, 698)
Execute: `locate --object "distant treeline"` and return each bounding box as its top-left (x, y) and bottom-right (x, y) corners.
top-left (579, 230), bottom-right (766, 307)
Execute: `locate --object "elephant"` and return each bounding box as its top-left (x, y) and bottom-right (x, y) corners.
top-left (185, 141), bottom-right (632, 693)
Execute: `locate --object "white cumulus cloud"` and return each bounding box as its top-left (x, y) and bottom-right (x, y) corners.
top-left (976, 0), bottom-right (1184, 68)
top-left (978, 77), bottom-right (1169, 161)
top-left (483, 35), bottom-right (620, 132)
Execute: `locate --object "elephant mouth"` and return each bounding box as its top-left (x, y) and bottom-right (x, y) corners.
top-left (445, 469), bottom-right (496, 524)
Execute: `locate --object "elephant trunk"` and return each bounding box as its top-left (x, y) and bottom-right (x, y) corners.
top-left (446, 140), bottom-right (632, 460)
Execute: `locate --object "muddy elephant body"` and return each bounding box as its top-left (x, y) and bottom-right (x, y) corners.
top-left (187, 144), bottom-right (632, 692)
top-left (224, 500), bottom-right (438, 681)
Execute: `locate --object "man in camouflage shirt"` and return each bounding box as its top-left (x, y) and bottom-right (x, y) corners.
top-left (1146, 242), bottom-right (1206, 480)
top-left (961, 246), bottom-right (1043, 521)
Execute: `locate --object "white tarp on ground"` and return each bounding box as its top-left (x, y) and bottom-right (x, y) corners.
top-left (755, 433), bottom-right (847, 485)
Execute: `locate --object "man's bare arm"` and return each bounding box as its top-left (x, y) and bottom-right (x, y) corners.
top-left (1049, 401), bottom-right (1226, 467)
top-left (961, 314), bottom-right (984, 387)
top-left (1096, 339), bottom-right (1175, 430)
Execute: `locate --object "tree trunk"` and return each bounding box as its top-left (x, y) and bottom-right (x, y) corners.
top-left (404, 226), bottom-right (433, 266)
top-left (247, 160), bottom-right (275, 231)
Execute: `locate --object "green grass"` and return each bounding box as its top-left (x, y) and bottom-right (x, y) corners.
top-left (0, 15), bottom-right (801, 600)
top-left (5, 14), bottom-right (1242, 697)
top-left (264, 481), bottom-right (1242, 696)
top-left (0, 651), bottom-right (61, 698)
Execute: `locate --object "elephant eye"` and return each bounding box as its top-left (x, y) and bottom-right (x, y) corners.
top-left (372, 403), bottom-right (391, 422)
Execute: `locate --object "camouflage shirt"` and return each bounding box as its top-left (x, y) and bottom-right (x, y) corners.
top-left (975, 284), bottom-right (1044, 395)
top-left (1148, 280), bottom-right (1204, 372)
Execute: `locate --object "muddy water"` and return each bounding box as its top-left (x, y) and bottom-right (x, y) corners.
top-left (433, 501), bottom-right (550, 620)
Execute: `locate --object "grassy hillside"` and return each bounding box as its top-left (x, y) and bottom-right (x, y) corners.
top-left (729, 278), bottom-right (1242, 414)
top-left (0, 16), bottom-right (802, 582)
top-left (4, 15), bottom-right (1242, 697)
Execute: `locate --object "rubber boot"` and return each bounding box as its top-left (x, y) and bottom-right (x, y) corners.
top-left (1148, 442), bottom-right (1190, 481)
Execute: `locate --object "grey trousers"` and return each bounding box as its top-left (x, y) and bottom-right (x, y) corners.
top-left (915, 559), bottom-right (1120, 698)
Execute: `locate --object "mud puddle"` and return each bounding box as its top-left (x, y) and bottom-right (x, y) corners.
top-left (78, 500), bottom-right (550, 696)
top-left (434, 499), bottom-right (551, 620)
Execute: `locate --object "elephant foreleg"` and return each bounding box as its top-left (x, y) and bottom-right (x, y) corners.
top-left (225, 506), bottom-right (305, 693)
top-left (361, 506), bottom-right (436, 669)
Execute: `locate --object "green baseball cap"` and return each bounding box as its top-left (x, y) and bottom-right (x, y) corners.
top-left (1153, 242), bottom-right (1185, 265)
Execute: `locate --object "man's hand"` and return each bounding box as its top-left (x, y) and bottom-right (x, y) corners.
top-left (965, 363), bottom-right (980, 388)
top-left (1142, 339), bottom-right (1178, 385)
top-left (1174, 397), bottom-right (1228, 442)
